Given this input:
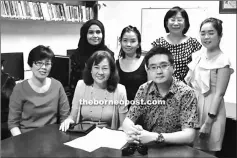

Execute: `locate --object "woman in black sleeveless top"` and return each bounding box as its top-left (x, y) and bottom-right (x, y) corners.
top-left (116, 26), bottom-right (147, 109)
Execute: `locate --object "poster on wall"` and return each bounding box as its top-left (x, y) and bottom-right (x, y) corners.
top-left (219, 1), bottom-right (236, 14)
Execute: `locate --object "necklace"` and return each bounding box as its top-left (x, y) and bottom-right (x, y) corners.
top-left (89, 85), bottom-right (108, 123)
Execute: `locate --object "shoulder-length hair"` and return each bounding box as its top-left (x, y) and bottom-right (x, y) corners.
top-left (27, 45), bottom-right (54, 67)
top-left (164, 6), bottom-right (190, 34)
top-left (83, 50), bottom-right (119, 92)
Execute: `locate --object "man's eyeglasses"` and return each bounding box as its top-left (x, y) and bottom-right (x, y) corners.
top-left (148, 63), bottom-right (170, 72)
top-left (122, 143), bottom-right (148, 156)
top-left (34, 61), bottom-right (52, 68)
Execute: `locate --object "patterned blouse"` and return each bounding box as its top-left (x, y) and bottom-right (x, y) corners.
top-left (127, 78), bottom-right (199, 133)
top-left (151, 37), bottom-right (202, 82)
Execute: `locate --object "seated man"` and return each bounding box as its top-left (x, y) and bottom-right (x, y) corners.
top-left (122, 46), bottom-right (199, 145)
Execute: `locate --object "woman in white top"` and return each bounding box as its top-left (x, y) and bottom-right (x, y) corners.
top-left (185, 17), bottom-right (234, 155)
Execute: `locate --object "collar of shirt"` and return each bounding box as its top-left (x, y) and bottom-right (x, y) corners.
top-left (148, 77), bottom-right (179, 99)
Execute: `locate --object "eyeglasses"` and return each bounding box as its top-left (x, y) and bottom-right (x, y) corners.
top-left (169, 18), bottom-right (185, 23)
top-left (122, 143), bottom-right (148, 156)
top-left (148, 63), bottom-right (170, 72)
top-left (34, 61), bottom-right (52, 68)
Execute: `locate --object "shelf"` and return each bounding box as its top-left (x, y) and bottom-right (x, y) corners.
top-left (0, 17), bottom-right (86, 24)
top-left (23, 0), bottom-right (83, 5)
top-left (1, 1), bottom-right (97, 23)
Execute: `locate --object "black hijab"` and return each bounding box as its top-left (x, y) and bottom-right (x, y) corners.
top-left (75, 19), bottom-right (114, 61)
top-left (69, 19), bottom-right (114, 92)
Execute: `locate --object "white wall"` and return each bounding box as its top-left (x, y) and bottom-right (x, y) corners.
top-left (1, 20), bottom-right (82, 71)
top-left (1, 1), bottom-right (236, 104)
top-left (98, 1), bottom-right (236, 104)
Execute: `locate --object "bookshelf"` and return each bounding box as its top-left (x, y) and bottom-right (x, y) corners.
top-left (0, 0), bottom-right (98, 23)
top-left (1, 0), bottom-right (98, 72)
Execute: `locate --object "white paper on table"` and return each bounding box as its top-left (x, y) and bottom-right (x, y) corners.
top-left (100, 127), bottom-right (127, 149)
top-left (64, 127), bottom-right (102, 152)
top-left (64, 127), bottom-right (128, 152)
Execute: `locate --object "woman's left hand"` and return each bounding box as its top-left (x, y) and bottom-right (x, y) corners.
top-left (199, 123), bottom-right (213, 139)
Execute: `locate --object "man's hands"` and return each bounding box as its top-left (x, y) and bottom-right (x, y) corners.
top-left (137, 130), bottom-right (158, 144)
top-left (122, 117), bottom-right (157, 144)
top-left (125, 124), bottom-right (157, 144)
top-left (126, 125), bottom-right (143, 144)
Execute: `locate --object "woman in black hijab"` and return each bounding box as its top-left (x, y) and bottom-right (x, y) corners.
top-left (69, 19), bottom-right (114, 99)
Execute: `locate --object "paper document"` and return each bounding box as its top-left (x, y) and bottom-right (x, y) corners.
top-left (64, 127), bottom-right (127, 152)
top-left (64, 127), bottom-right (102, 152)
top-left (100, 127), bottom-right (127, 149)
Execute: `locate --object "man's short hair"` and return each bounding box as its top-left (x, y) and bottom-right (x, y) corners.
top-left (144, 46), bottom-right (174, 67)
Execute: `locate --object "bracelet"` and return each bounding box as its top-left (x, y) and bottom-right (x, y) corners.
top-left (156, 133), bottom-right (165, 144)
top-left (208, 112), bottom-right (216, 119)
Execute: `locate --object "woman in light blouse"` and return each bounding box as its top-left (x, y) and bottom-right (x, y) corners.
top-left (60, 50), bottom-right (128, 131)
top-left (185, 17), bottom-right (234, 155)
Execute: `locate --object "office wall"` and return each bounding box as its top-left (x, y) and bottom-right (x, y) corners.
top-left (98, 1), bottom-right (236, 104)
top-left (1, 1), bottom-right (236, 104)
top-left (1, 20), bottom-right (81, 70)
top-left (141, 8), bottom-right (207, 50)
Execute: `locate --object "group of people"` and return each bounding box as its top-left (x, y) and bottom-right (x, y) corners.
top-left (6, 6), bottom-right (233, 156)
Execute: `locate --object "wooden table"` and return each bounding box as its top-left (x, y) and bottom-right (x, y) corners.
top-left (1, 124), bottom-right (216, 157)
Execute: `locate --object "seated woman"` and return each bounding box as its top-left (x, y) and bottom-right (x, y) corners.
top-left (8, 45), bottom-right (70, 136)
top-left (60, 50), bottom-right (128, 131)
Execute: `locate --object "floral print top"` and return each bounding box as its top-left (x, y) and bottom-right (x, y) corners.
top-left (127, 77), bottom-right (199, 133)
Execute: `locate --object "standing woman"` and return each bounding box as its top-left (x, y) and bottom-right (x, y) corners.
top-left (70, 19), bottom-right (114, 98)
top-left (152, 6), bottom-right (202, 82)
top-left (8, 45), bottom-right (70, 136)
top-left (116, 26), bottom-right (147, 109)
top-left (185, 18), bottom-right (234, 155)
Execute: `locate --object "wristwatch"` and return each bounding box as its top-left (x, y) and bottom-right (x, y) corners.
top-left (156, 133), bottom-right (165, 144)
top-left (208, 112), bottom-right (216, 119)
